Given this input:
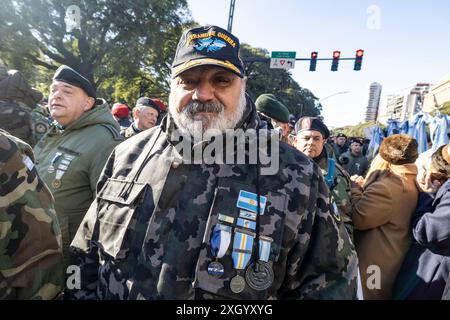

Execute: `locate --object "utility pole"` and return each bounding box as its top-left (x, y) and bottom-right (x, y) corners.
top-left (227, 0), bottom-right (236, 32)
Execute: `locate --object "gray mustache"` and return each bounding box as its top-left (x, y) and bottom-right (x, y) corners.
top-left (184, 101), bottom-right (224, 116)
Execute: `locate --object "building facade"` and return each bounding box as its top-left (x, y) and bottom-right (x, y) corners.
top-left (365, 82), bottom-right (382, 122)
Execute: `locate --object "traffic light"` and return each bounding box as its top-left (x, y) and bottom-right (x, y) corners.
top-left (309, 51), bottom-right (318, 71)
top-left (354, 49), bottom-right (364, 71)
top-left (331, 50), bottom-right (340, 71)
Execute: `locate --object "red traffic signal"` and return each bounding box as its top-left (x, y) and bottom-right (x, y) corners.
top-left (310, 51), bottom-right (318, 71)
top-left (331, 50), bottom-right (340, 71)
top-left (354, 49), bottom-right (364, 71)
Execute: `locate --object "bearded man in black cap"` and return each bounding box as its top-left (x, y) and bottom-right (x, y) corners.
top-left (34, 65), bottom-right (123, 263)
top-left (68, 25), bottom-right (357, 300)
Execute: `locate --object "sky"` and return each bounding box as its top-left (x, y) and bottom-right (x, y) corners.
top-left (186, 0), bottom-right (450, 128)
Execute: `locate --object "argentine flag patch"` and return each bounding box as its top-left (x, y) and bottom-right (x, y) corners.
top-left (236, 190), bottom-right (267, 215)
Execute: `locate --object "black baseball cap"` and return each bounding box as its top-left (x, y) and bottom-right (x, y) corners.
top-left (52, 65), bottom-right (97, 101)
top-left (171, 25), bottom-right (244, 78)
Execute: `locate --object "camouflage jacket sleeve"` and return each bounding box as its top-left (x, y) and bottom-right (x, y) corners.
top-left (0, 132), bottom-right (64, 300)
top-left (280, 164), bottom-right (358, 299)
top-left (66, 149), bottom-right (116, 300)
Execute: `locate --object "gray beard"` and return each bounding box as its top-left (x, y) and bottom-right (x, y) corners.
top-left (169, 90), bottom-right (246, 139)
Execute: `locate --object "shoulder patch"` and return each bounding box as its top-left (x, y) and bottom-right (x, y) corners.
top-left (100, 124), bottom-right (124, 141)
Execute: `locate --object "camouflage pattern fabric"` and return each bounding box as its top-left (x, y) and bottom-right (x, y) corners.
top-left (31, 106), bottom-right (51, 144)
top-left (0, 101), bottom-right (35, 147)
top-left (0, 129), bottom-right (64, 299)
top-left (68, 97), bottom-right (358, 300)
top-left (317, 154), bottom-right (355, 241)
top-left (120, 123), bottom-right (141, 139)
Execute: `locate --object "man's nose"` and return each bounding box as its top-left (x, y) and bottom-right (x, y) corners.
top-left (49, 92), bottom-right (60, 102)
top-left (192, 81), bottom-right (214, 102)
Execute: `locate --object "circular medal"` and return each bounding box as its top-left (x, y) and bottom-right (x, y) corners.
top-left (207, 261), bottom-right (224, 277)
top-left (230, 275), bottom-right (246, 294)
top-left (245, 261), bottom-right (274, 291)
top-left (35, 123), bottom-right (47, 134)
top-left (52, 179), bottom-right (61, 189)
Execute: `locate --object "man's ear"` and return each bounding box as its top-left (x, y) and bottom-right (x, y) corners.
top-left (83, 97), bottom-right (95, 111)
top-left (293, 135), bottom-right (298, 146)
top-left (132, 107), bottom-right (140, 121)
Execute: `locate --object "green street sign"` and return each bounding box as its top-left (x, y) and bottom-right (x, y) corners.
top-left (271, 51), bottom-right (296, 59)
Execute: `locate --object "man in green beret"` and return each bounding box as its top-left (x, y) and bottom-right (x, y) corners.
top-left (255, 94), bottom-right (292, 144)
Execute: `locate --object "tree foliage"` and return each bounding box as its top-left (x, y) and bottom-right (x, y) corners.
top-left (333, 121), bottom-right (386, 138)
top-left (0, 0), bottom-right (191, 95)
top-left (1, 2), bottom-right (323, 115)
top-left (240, 44), bottom-right (322, 120)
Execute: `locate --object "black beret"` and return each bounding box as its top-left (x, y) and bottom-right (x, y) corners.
top-left (336, 133), bottom-right (347, 138)
top-left (295, 116), bottom-right (330, 139)
top-left (351, 138), bottom-right (364, 146)
top-left (52, 65), bottom-right (97, 99)
top-left (135, 97), bottom-right (161, 115)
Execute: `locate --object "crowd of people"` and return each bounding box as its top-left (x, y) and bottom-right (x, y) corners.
top-left (1, 25), bottom-right (450, 300)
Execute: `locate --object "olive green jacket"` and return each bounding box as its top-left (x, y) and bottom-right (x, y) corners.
top-left (34, 102), bottom-right (123, 258)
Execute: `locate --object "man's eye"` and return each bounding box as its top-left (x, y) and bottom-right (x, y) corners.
top-left (214, 77), bottom-right (231, 86)
top-left (180, 78), bottom-right (196, 86)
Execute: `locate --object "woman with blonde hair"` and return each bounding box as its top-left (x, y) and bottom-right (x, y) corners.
top-left (350, 134), bottom-right (419, 299)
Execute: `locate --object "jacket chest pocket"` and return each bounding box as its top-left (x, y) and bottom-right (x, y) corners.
top-left (96, 179), bottom-right (148, 260)
top-left (193, 177), bottom-right (287, 299)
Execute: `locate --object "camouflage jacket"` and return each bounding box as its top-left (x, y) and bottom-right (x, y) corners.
top-left (68, 98), bottom-right (358, 300)
top-left (0, 100), bottom-right (35, 147)
top-left (316, 154), bottom-right (354, 240)
top-left (0, 130), bottom-right (64, 299)
top-left (31, 106), bottom-right (52, 144)
top-left (120, 123), bottom-right (142, 139)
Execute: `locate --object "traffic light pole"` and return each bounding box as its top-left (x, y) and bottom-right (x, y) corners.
top-left (242, 57), bottom-right (359, 62)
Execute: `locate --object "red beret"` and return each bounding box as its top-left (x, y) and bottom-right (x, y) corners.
top-left (151, 98), bottom-right (167, 112)
top-left (111, 103), bottom-right (130, 118)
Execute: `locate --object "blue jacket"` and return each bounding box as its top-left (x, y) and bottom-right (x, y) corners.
top-left (394, 179), bottom-right (450, 299)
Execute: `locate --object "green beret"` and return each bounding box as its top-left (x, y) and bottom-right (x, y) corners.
top-left (295, 116), bottom-right (330, 139)
top-left (255, 94), bottom-right (290, 123)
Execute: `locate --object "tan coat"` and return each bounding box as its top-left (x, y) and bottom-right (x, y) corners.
top-left (351, 164), bottom-right (418, 299)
